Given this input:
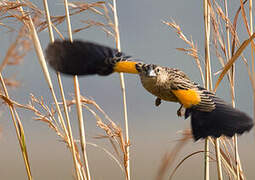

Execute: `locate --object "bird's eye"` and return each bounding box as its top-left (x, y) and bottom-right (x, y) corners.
top-left (156, 68), bottom-right (160, 73)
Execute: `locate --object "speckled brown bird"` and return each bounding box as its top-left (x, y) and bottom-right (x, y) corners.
top-left (45, 39), bottom-right (254, 140)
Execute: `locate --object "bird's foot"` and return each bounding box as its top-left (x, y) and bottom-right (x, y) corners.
top-left (177, 105), bottom-right (185, 117)
top-left (155, 98), bottom-right (161, 107)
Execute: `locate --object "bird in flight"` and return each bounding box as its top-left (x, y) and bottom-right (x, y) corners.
top-left (46, 39), bottom-right (253, 141)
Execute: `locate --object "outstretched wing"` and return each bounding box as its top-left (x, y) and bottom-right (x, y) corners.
top-left (168, 69), bottom-right (253, 140)
top-left (46, 39), bottom-right (140, 76)
top-left (186, 90), bottom-right (253, 140)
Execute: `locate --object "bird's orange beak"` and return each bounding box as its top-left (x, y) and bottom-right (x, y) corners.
top-left (113, 61), bottom-right (139, 74)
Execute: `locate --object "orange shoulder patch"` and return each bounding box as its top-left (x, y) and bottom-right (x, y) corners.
top-left (172, 89), bottom-right (201, 108)
top-left (114, 61), bottom-right (139, 74)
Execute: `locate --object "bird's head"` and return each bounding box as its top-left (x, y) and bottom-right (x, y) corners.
top-left (136, 63), bottom-right (164, 78)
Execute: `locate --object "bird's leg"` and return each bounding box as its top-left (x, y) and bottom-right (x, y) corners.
top-left (177, 105), bottom-right (185, 117)
top-left (155, 97), bottom-right (162, 107)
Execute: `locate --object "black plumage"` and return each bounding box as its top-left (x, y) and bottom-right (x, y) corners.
top-left (45, 40), bottom-right (120, 76)
top-left (185, 95), bottom-right (253, 140)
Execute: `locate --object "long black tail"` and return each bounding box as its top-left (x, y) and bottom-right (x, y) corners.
top-left (45, 40), bottom-right (124, 76)
top-left (185, 96), bottom-right (253, 141)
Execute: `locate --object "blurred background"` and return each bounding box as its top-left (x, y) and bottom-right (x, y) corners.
top-left (0, 0), bottom-right (254, 179)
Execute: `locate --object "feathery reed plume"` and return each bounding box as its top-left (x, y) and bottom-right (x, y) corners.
top-left (156, 129), bottom-right (192, 180)
top-left (162, 20), bottom-right (205, 85)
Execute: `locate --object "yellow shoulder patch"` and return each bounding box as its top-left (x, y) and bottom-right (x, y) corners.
top-left (172, 89), bottom-right (201, 108)
top-left (114, 61), bottom-right (139, 74)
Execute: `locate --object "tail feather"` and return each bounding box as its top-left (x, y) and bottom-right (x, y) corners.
top-left (45, 40), bottom-right (121, 76)
top-left (185, 96), bottom-right (253, 141)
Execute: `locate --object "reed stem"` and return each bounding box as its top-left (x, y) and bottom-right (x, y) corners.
top-left (112, 0), bottom-right (130, 179)
top-left (203, 0), bottom-right (211, 179)
top-left (63, 0), bottom-right (91, 179)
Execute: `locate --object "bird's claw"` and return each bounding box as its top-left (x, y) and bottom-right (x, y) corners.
top-left (177, 105), bottom-right (184, 117)
top-left (155, 98), bottom-right (161, 107)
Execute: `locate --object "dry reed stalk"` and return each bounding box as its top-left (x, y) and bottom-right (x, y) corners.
top-left (43, 0), bottom-right (54, 42)
top-left (214, 32), bottom-right (255, 91)
top-left (213, 1), bottom-right (227, 179)
top-left (73, 76), bottom-right (91, 180)
top-left (223, 1), bottom-right (239, 179)
top-left (235, 0), bottom-right (255, 142)
top-left (248, 0), bottom-right (255, 144)
top-left (219, 142), bottom-right (237, 178)
top-left (203, 0), bottom-right (212, 179)
top-left (210, 1), bottom-right (255, 179)
top-left (250, 20), bottom-right (255, 155)
top-left (58, 75), bottom-right (84, 180)
top-left (27, 16), bottom-right (70, 135)
top-left (209, 138), bottom-right (247, 180)
top-left (74, 96), bottom-right (130, 178)
top-left (233, 136), bottom-right (240, 180)
top-left (214, 6), bottom-right (253, 175)
top-left (204, 0), bottom-right (213, 90)
top-left (0, 73), bottom-right (32, 180)
top-left (204, 139), bottom-right (210, 180)
top-left (215, 138), bottom-right (223, 180)
top-left (250, 0), bottom-right (255, 95)
top-left (42, 0), bottom-right (82, 179)
top-left (63, 0), bottom-right (91, 179)
top-left (235, 0), bottom-right (255, 179)
top-left (0, 2), bottom-right (36, 179)
top-left (226, 2), bottom-right (242, 178)
top-left (112, 0), bottom-right (130, 179)
top-left (26, 10), bottom-right (89, 179)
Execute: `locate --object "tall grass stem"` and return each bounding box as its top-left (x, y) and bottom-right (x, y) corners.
top-left (0, 73), bottom-right (32, 180)
top-left (63, 0), bottom-right (91, 179)
top-left (203, 0), bottom-right (212, 179)
top-left (42, 0), bottom-right (83, 178)
top-left (112, 0), bottom-right (130, 179)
